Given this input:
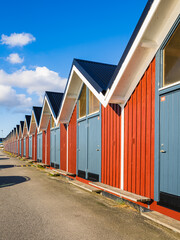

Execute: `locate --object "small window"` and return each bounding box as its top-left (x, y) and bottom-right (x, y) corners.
top-left (51, 116), bottom-right (55, 128)
top-left (89, 90), bottom-right (99, 114)
top-left (163, 23), bottom-right (180, 87)
top-left (79, 85), bottom-right (86, 118)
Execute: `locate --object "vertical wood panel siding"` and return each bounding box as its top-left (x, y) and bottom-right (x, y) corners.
top-left (124, 59), bottom-right (155, 199)
top-left (18, 140), bottom-right (20, 155)
top-left (32, 134), bottom-right (35, 160)
top-left (101, 104), bottom-right (121, 188)
top-left (21, 139), bottom-right (24, 157)
top-left (68, 106), bottom-right (77, 174)
top-left (60, 124), bottom-right (67, 171)
top-left (35, 130), bottom-right (37, 161)
top-left (42, 131), bottom-right (45, 164)
top-left (45, 121), bottom-right (50, 165)
top-left (26, 137), bottom-right (29, 158)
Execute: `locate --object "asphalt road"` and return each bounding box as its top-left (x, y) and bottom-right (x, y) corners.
top-left (0, 151), bottom-right (179, 240)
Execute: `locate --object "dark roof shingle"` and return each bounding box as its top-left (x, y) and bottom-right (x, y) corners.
top-left (25, 115), bottom-right (31, 130)
top-left (74, 59), bottom-right (117, 93)
top-left (20, 121), bottom-right (24, 132)
top-left (45, 92), bottom-right (64, 118)
top-left (33, 106), bottom-right (42, 126)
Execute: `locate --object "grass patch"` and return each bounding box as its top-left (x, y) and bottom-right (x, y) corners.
top-left (48, 172), bottom-right (60, 177)
top-left (37, 165), bottom-right (45, 169)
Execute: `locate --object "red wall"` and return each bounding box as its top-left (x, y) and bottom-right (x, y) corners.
top-left (124, 58), bottom-right (155, 199)
top-left (42, 131), bottom-right (45, 164)
top-left (60, 124), bottom-right (67, 171)
top-left (18, 140), bottom-right (20, 155)
top-left (32, 130), bottom-right (37, 161)
top-left (26, 136), bottom-right (29, 158)
top-left (68, 106), bottom-right (77, 174)
top-left (101, 104), bottom-right (121, 188)
top-left (32, 134), bottom-right (35, 160)
top-left (21, 138), bottom-right (24, 157)
top-left (45, 121), bottom-right (50, 165)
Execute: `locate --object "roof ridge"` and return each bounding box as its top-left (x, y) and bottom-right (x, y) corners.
top-left (74, 58), bottom-right (117, 67)
top-left (45, 91), bottom-right (64, 94)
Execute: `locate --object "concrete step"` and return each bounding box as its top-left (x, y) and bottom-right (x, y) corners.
top-left (53, 169), bottom-right (76, 177)
top-left (47, 170), bottom-right (60, 176)
top-left (90, 182), bottom-right (150, 203)
top-left (70, 180), bottom-right (102, 193)
top-left (26, 159), bottom-right (35, 164)
top-left (36, 163), bottom-right (50, 167)
top-left (141, 211), bottom-right (180, 234)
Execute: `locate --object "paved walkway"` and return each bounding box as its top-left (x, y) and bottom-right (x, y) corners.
top-left (0, 151), bottom-right (179, 240)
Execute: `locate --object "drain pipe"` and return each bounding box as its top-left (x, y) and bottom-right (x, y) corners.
top-left (66, 124), bottom-right (68, 172)
top-left (120, 105), bottom-right (124, 190)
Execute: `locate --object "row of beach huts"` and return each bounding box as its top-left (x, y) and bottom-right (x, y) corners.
top-left (3, 0), bottom-right (180, 221)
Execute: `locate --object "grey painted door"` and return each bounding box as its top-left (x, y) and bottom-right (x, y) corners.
top-left (29, 136), bottom-right (32, 158)
top-left (77, 120), bottom-right (87, 177)
top-left (50, 127), bottom-right (60, 168)
top-left (24, 138), bottom-right (26, 157)
top-left (20, 140), bottom-right (21, 155)
top-left (160, 90), bottom-right (180, 208)
top-left (37, 133), bottom-right (42, 162)
top-left (77, 115), bottom-right (101, 181)
top-left (16, 140), bottom-right (18, 154)
top-left (87, 116), bottom-right (101, 180)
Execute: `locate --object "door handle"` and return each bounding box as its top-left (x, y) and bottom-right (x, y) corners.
top-left (96, 149), bottom-right (100, 151)
top-left (160, 150), bottom-right (166, 153)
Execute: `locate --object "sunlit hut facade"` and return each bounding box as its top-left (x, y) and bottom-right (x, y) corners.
top-left (16, 125), bottom-right (20, 155)
top-left (3, 0), bottom-right (180, 221)
top-left (39, 91), bottom-right (63, 168)
top-left (12, 127), bottom-right (17, 155)
top-left (22, 115), bottom-right (31, 159)
top-left (28, 106), bottom-right (42, 161)
top-left (19, 121), bottom-right (24, 157)
top-left (57, 1), bottom-right (180, 220)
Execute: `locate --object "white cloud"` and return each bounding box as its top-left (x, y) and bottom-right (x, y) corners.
top-left (6, 53), bottom-right (24, 64)
top-left (0, 66), bottom-right (67, 106)
top-left (1, 33), bottom-right (36, 47)
top-left (0, 85), bottom-right (32, 111)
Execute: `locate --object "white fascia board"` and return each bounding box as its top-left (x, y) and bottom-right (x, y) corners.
top-left (28, 111), bottom-right (34, 135)
top-left (74, 66), bottom-right (106, 106)
top-left (38, 96), bottom-right (56, 132)
top-left (57, 65), bottom-right (77, 124)
top-left (58, 65), bottom-right (106, 124)
top-left (23, 119), bottom-right (28, 137)
top-left (19, 127), bottom-right (21, 139)
top-left (103, 0), bottom-right (161, 107)
top-left (38, 97), bottom-right (48, 132)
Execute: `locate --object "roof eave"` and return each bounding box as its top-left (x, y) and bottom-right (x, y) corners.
top-left (104, 0), bottom-right (180, 106)
top-left (57, 64), bottom-right (106, 124)
top-left (38, 95), bottom-right (57, 132)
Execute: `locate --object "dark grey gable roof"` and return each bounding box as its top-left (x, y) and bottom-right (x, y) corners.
top-left (25, 115), bottom-right (31, 130)
top-left (107, 0), bottom-right (154, 89)
top-left (74, 59), bottom-right (117, 94)
top-left (20, 121), bottom-right (24, 132)
top-left (33, 106), bottom-right (42, 126)
top-left (16, 125), bottom-right (20, 134)
top-left (45, 91), bottom-right (64, 118)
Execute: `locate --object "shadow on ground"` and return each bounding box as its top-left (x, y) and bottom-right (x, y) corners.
top-left (0, 165), bottom-right (15, 169)
top-left (0, 176), bottom-right (30, 188)
top-left (0, 158), bottom-right (10, 160)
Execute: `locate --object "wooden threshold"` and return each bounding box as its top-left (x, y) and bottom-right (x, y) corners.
top-left (89, 182), bottom-right (151, 203)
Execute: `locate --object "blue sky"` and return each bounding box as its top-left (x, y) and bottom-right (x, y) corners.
top-left (0, 0), bottom-right (147, 137)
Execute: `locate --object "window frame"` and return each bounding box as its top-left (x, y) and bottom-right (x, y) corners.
top-left (77, 84), bottom-right (100, 120)
top-left (159, 16), bottom-right (180, 91)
